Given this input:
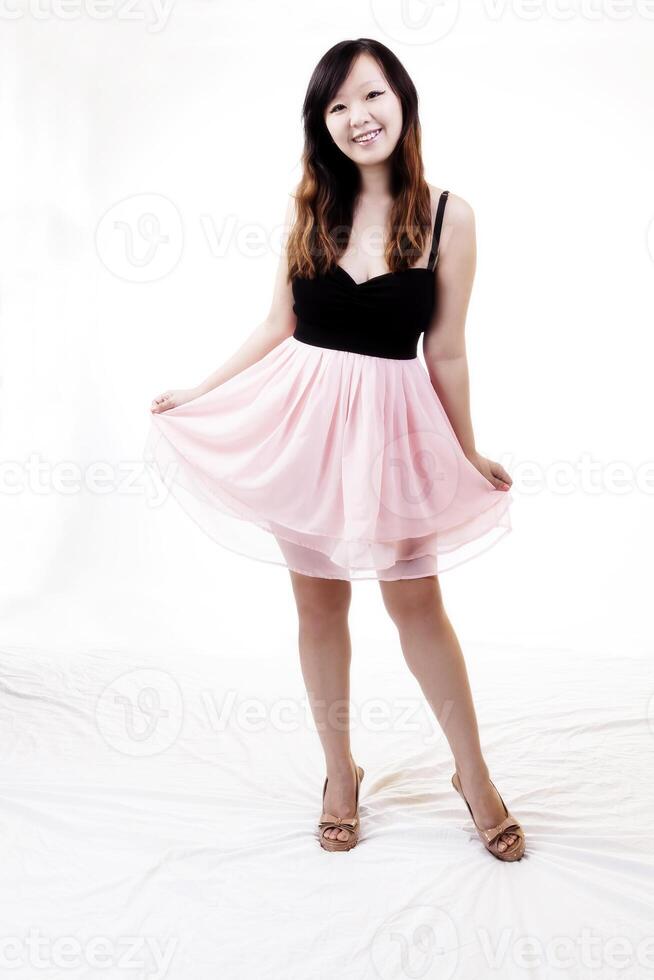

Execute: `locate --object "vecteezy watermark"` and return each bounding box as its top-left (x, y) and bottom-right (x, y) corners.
top-left (3, 452), bottom-right (654, 503)
top-left (0, 455), bottom-right (152, 495)
top-left (0, 0), bottom-right (176, 33)
top-left (96, 194), bottom-right (654, 287)
top-left (370, 0), bottom-right (461, 46)
top-left (95, 193), bottom-right (183, 283)
top-left (370, 905), bottom-right (460, 980)
top-left (96, 668), bottom-right (184, 757)
top-left (481, 0), bottom-right (654, 21)
top-left (367, 912), bottom-right (654, 978)
top-left (475, 925), bottom-right (654, 971)
top-left (93, 670), bottom-right (456, 753)
top-left (201, 690), bottom-right (454, 747)
top-left (0, 453), bottom-right (179, 509)
top-left (370, 0), bottom-right (654, 46)
top-left (96, 196), bottom-right (289, 284)
top-left (94, 666), bottom-right (455, 750)
top-left (97, 200), bottom-right (460, 283)
top-left (96, 197), bottom-right (291, 284)
top-left (0, 929), bottom-right (178, 979)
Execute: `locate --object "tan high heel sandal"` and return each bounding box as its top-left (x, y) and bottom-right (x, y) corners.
top-left (451, 771), bottom-right (525, 862)
top-left (318, 757), bottom-right (364, 852)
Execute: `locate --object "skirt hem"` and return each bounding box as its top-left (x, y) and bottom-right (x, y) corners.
top-left (145, 426), bottom-right (513, 582)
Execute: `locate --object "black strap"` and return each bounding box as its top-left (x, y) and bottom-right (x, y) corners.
top-left (427, 190), bottom-right (449, 270)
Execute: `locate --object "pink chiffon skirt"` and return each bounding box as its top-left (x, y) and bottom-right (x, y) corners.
top-left (143, 335), bottom-right (513, 580)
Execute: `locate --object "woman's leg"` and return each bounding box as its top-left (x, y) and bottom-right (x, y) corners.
top-left (288, 569), bottom-right (358, 844)
top-left (379, 574), bottom-right (519, 853)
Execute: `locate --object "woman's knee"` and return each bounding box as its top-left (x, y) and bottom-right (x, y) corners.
top-left (379, 575), bottom-right (444, 626)
top-left (289, 571), bottom-right (352, 624)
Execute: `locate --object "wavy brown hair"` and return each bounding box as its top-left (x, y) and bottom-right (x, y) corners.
top-left (286, 38), bottom-right (433, 282)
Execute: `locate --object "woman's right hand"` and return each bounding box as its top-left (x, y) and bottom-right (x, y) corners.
top-left (150, 387), bottom-right (201, 414)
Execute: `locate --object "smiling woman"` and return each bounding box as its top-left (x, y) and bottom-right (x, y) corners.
top-left (147, 39), bottom-right (514, 580)
top-left (145, 37), bottom-right (521, 859)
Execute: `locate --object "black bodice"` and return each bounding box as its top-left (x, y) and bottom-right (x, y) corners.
top-left (291, 190), bottom-right (449, 360)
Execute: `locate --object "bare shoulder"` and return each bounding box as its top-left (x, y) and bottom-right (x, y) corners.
top-left (426, 183), bottom-right (475, 229)
top-left (426, 184), bottom-right (476, 267)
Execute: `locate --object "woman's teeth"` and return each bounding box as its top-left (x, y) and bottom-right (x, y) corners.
top-left (354, 128), bottom-right (382, 144)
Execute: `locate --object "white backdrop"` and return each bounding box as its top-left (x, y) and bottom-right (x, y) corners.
top-left (1, 4), bottom-right (653, 979)
top-left (1, 2), bottom-right (653, 658)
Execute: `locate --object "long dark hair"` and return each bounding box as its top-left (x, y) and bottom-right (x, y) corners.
top-left (286, 38), bottom-right (433, 281)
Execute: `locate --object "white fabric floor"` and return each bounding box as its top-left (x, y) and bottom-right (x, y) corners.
top-left (1, 641), bottom-right (652, 980)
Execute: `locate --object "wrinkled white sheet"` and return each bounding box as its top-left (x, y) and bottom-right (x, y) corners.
top-left (0, 642), bottom-right (651, 980)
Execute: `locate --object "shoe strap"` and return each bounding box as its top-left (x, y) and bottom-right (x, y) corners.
top-left (320, 759), bottom-right (361, 835)
top-left (478, 813), bottom-right (522, 846)
top-left (319, 812), bottom-right (359, 831)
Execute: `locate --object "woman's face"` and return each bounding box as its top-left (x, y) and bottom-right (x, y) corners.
top-left (323, 52), bottom-right (402, 165)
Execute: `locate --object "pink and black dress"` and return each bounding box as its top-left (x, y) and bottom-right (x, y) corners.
top-left (144, 190), bottom-right (513, 580)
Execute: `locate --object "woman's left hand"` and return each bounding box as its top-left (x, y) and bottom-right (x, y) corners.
top-left (466, 450), bottom-right (512, 491)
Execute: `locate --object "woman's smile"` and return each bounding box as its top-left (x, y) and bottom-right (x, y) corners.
top-left (352, 127), bottom-right (383, 145)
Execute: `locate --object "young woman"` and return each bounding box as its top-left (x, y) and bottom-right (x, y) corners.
top-left (146, 38), bottom-right (524, 860)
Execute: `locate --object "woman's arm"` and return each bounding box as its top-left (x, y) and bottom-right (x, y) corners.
top-left (151, 194), bottom-right (297, 413)
top-left (422, 193), bottom-right (512, 490)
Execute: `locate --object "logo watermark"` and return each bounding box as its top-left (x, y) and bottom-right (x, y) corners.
top-left (0, 0), bottom-right (176, 32)
top-left (370, 905), bottom-right (460, 979)
top-left (0, 929), bottom-right (177, 979)
top-left (96, 193), bottom-right (183, 283)
top-left (96, 667), bottom-right (184, 757)
top-left (3, 452), bottom-right (654, 502)
top-left (370, 0), bottom-right (654, 47)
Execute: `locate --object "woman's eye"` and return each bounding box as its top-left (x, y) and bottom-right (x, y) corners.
top-left (329, 90), bottom-right (385, 113)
